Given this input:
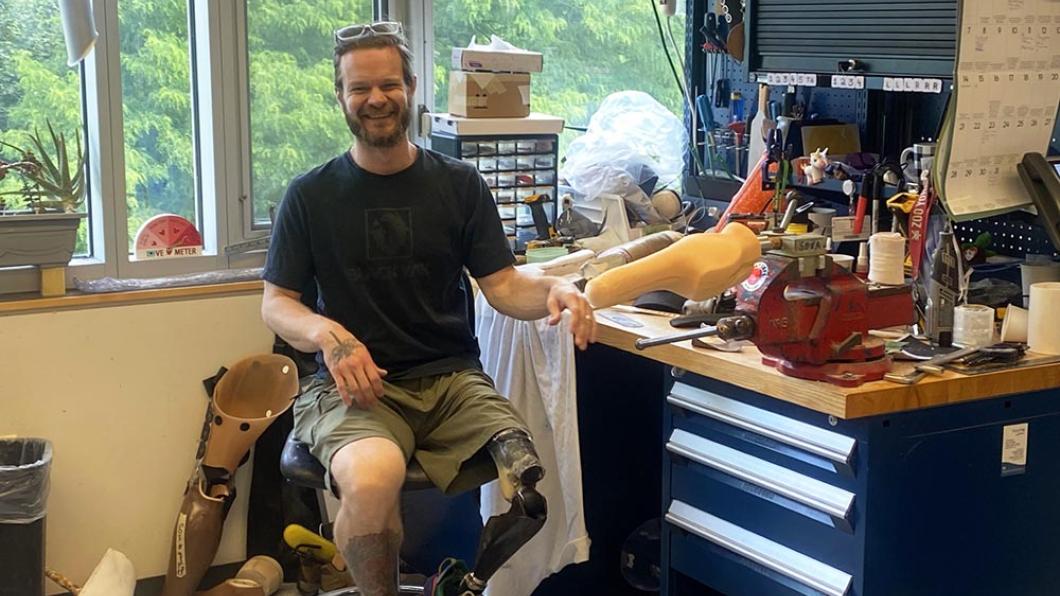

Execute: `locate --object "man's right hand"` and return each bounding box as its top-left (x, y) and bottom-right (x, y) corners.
top-left (322, 328), bottom-right (388, 409)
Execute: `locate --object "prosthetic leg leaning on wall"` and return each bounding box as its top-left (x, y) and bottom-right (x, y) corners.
top-left (161, 354), bottom-right (300, 596)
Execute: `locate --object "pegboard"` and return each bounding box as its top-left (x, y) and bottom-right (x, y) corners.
top-left (955, 216), bottom-right (1059, 259)
top-left (704, 55), bottom-right (868, 131)
top-left (689, 2), bottom-right (1056, 260)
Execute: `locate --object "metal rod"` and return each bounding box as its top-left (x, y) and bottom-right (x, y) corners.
top-left (635, 326), bottom-right (719, 350)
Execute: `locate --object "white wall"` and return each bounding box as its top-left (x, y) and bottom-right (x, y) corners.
top-left (0, 293), bottom-right (274, 591)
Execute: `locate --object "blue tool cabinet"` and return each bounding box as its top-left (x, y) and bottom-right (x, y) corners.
top-left (661, 372), bottom-right (1060, 595)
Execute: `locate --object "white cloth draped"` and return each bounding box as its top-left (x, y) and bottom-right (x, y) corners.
top-left (475, 294), bottom-right (590, 596)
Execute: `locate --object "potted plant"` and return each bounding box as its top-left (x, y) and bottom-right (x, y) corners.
top-left (0, 122), bottom-right (88, 269)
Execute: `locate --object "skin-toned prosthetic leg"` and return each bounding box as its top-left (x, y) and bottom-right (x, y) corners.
top-left (584, 223), bottom-right (762, 309)
top-left (162, 354), bottom-right (300, 596)
top-left (459, 428), bottom-right (548, 594)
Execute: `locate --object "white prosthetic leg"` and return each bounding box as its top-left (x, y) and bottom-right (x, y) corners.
top-left (161, 354), bottom-right (299, 596)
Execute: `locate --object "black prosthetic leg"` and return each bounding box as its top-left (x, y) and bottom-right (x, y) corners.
top-left (459, 428), bottom-right (547, 594)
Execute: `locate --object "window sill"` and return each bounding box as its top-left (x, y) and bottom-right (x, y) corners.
top-left (0, 280), bottom-right (264, 316)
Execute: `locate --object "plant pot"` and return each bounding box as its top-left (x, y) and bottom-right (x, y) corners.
top-left (0, 211), bottom-right (87, 268)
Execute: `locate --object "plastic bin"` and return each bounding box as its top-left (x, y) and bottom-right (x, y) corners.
top-left (0, 438), bottom-right (52, 596)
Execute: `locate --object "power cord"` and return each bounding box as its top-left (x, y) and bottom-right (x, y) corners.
top-left (648, 0), bottom-right (711, 203)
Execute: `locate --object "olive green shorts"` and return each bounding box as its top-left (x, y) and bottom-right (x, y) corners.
top-left (293, 369), bottom-right (528, 495)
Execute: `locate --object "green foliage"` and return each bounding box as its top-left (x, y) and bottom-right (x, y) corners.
top-left (433, 0), bottom-right (685, 157)
top-left (1, 0), bottom-right (685, 245)
top-left (433, 0), bottom-right (685, 126)
top-left (246, 0), bottom-right (373, 222)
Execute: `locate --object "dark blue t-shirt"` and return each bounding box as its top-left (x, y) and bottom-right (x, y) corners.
top-left (263, 147), bottom-right (515, 380)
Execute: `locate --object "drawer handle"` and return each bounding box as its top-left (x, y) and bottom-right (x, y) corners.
top-left (668, 383), bottom-right (856, 466)
top-left (668, 429), bottom-right (854, 522)
top-left (667, 500), bottom-right (851, 596)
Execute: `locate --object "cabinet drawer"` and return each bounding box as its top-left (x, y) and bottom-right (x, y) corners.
top-left (668, 428), bottom-right (857, 546)
top-left (668, 382), bottom-right (856, 476)
top-left (667, 500), bottom-right (852, 596)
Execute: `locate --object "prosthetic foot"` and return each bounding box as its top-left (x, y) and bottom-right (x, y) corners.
top-left (162, 354), bottom-right (300, 596)
top-left (459, 429), bottom-right (548, 594)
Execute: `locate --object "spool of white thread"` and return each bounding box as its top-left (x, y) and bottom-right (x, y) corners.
top-left (953, 304), bottom-right (995, 348)
top-left (1028, 282), bottom-right (1060, 354)
top-left (868, 232), bottom-right (906, 285)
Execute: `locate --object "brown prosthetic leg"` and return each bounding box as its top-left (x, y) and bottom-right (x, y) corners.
top-left (162, 354), bottom-right (299, 596)
top-left (459, 429), bottom-right (547, 594)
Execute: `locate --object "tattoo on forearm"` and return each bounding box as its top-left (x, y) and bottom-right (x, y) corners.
top-left (342, 530), bottom-right (400, 596)
top-left (329, 331), bottom-right (363, 362)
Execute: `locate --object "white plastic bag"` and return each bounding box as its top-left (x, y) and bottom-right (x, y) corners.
top-left (561, 91), bottom-right (686, 205)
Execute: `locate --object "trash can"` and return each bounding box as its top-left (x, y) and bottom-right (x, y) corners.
top-left (0, 438), bottom-right (52, 596)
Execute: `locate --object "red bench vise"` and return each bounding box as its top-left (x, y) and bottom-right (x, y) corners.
top-left (730, 234), bottom-right (914, 386)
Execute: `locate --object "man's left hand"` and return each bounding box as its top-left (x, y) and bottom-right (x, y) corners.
top-left (546, 282), bottom-right (597, 350)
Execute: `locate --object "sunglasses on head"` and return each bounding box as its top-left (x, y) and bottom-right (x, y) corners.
top-left (334, 21), bottom-right (404, 45)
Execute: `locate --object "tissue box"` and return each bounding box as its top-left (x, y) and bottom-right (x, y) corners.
top-left (452, 47), bottom-right (543, 73)
top-left (448, 71), bottom-right (531, 118)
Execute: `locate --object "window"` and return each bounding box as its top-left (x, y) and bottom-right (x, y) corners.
top-left (0, 0), bottom-right (88, 255)
top-left (246, 0), bottom-right (374, 229)
top-left (430, 0), bottom-right (687, 148)
top-left (118, 0), bottom-right (198, 251)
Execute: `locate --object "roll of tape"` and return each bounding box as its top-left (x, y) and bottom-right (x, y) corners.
top-left (953, 304), bottom-right (994, 348)
top-left (868, 232), bottom-right (905, 285)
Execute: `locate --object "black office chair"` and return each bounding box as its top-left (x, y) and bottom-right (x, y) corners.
top-left (280, 431), bottom-right (429, 595)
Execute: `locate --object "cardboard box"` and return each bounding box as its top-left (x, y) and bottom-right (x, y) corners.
top-left (448, 71), bottom-right (531, 118)
top-left (428, 112), bottom-right (564, 136)
top-left (452, 47), bottom-right (543, 73)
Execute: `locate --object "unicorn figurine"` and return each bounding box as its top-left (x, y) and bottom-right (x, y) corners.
top-left (803, 147), bottom-right (829, 184)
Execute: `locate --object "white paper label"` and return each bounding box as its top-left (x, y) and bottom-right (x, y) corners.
top-left (1001, 422), bottom-right (1029, 476)
top-left (831, 75), bottom-right (865, 90)
top-left (883, 77), bottom-right (944, 94)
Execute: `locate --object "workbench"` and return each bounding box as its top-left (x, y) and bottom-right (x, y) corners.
top-left (571, 307), bottom-right (1060, 596)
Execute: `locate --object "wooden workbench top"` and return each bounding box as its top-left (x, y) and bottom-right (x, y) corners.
top-left (593, 307), bottom-right (1060, 419)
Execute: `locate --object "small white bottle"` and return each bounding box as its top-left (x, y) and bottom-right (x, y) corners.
top-left (855, 241), bottom-right (869, 276)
